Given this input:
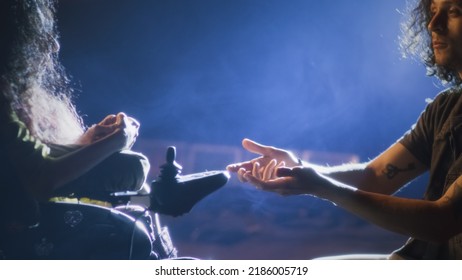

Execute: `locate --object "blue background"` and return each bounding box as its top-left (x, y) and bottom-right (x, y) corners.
top-left (57, 0), bottom-right (442, 259)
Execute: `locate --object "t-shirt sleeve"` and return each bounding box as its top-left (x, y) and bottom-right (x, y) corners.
top-left (399, 99), bottom-right (438, 168)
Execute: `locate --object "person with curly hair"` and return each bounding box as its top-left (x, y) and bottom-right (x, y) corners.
top-left (0, 0), bottom-right (177, 259)
top-left (227, 0), bottom-right (462, 259)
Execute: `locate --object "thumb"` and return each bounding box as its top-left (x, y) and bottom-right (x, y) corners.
top-left (276, 166), bottom-right (305, 177)
top-left (242, 138), bottom-right (271, 156)
top-left (276, 167), bottom-right (294, 177)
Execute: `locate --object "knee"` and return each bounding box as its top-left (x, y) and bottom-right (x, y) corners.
top-left (105, 150), bottom-right (151, 192)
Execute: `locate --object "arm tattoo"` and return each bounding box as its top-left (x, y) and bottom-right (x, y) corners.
top-left (382, 163), bottom-right (416, 179)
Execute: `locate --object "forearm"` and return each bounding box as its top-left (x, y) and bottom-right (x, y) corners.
top-left (53, 150), bottom-right (150, 197)
top-left (305, 161), bottom-right (379, 192)
top-left (32, 131), bottom-right (126, 199)
top-left (316, 177), bottom-right (455, 242)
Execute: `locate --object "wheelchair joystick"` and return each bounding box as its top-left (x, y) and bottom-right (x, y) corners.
top-left (158, 146), bottom-right (182, 181)
top-left (150, 146), bottom-right (229, 217)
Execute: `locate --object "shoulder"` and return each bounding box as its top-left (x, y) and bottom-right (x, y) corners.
top-left (416, 87), bottom-right (462, 129)
top-left (426, 87), bottom-right (461, 111)
top-left (0, 106), bottom-right (50, 158)
top-left (398, 87), bottom-right (460, 166)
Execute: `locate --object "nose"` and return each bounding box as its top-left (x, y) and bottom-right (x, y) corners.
top-left (428, 11), bottom-right (447, 34)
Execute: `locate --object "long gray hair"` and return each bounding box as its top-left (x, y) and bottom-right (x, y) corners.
top-left (0, 0), bottom-right (84, 144)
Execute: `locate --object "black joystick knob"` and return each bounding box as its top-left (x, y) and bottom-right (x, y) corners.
top-left (158, 146), bottom-right (182, 181)
top-left (150, 146), bottom-right (230, 217)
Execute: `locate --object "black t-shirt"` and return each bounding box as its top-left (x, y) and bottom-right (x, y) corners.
top-left (396, 88), bottom-right (462, 259)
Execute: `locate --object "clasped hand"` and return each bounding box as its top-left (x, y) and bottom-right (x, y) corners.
top-left (77, 112), bottom-right (139, 150)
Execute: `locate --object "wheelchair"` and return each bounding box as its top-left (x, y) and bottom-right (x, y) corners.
top-left (0, 147), bottom-right (229, 259)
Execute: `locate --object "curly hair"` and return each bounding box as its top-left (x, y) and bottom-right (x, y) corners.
top-left (400, 0), bottom-right (462, 85)
top-left (0, 0), bottom-right (84, 144)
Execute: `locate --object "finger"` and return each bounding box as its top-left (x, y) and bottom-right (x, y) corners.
top-left (227, 160), bottom-right (262, 173)
top-left (125, 123), bottom-right (139, 136)
top-left (262, 159), bottom-right (277, 180)
top-left (242, 138), bottom-right (273, 157)
top-left (259, 166), bottom-right (265, 179)
top-left (100, 114), bottom-right (117, 125)
top-left (237, 168), bottom-right (248, 182)
top-left (115, 112), bottom-right (126, 126)
top-left (252, 161), bottom-right (261, 179)
top-left (242, 172), bottom-right (264, 188)
top-left (123, 116), bottom-right (140, 132)
top-left (227, 163), bottom-right (244, 172)
top-left (274, 161), bottom-right (285, 177)
top-left (243, 173), bottom-right (286, 191)
top-left (127, 116), bottom-right (140, 128)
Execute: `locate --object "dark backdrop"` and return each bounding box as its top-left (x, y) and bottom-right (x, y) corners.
top-left (56, 0), bottom-right (440, 259)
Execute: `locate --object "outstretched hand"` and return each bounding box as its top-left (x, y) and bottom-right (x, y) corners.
top-left (240, 166), bottom-right (329, 197)
top-left (226, 138), bottom-right (300, 182)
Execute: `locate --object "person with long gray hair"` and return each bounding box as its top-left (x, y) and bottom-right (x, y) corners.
top-left (0, 0), bottom-right (169, 259)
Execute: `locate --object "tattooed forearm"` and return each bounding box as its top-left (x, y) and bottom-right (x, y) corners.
top-left (382, 163), bottom-right (416, 179)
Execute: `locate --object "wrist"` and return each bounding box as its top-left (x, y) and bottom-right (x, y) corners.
top-left (317, 175), bottom-right (357, 200)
